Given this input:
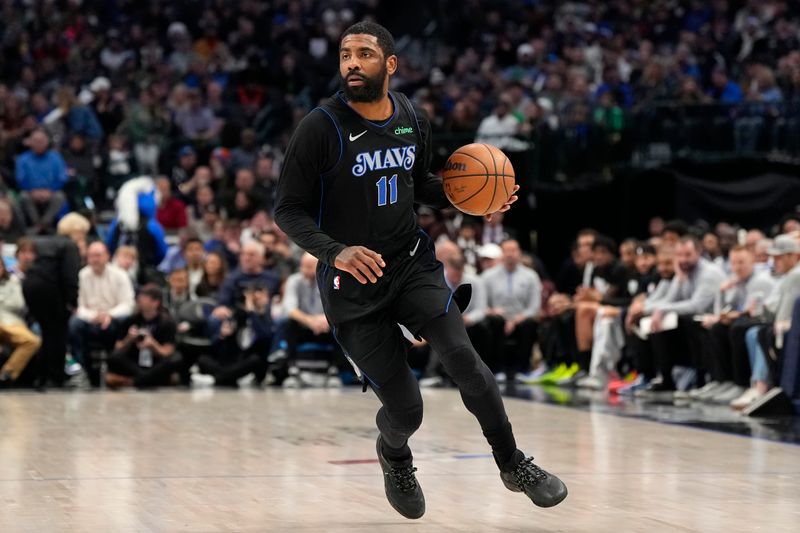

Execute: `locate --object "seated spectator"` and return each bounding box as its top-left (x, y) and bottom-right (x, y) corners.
top-left (229, 128), bottom-right (259, 173)
top-left (172, 146), bottom-right (200, 200)
top-left (195, 251), bottom-right (228, 299)
top-left (11, 237), bottom-right (36, 280)
top-left (619, 238), bottom-right (637, 274)
top-left (576, 243), bottom-right (660, 390)
top-left (164, 267), bottom-right (193, 318)
top-left (173, 87), bottom-right (220, 144)
top-left (555, 229), bottom-right (595, 295)
top-left (733, 235), bottom-right (800, 409)
top-left (209, 240), bottom-right (280, 342)
top-left (158, 235), bottom-right (205, 296)
top-left (282, 253), bottom-right (340, 388)
top-left (221, 168), bottom-right (267, 218)
top-left (204, 219), bottom-right (242, 268)
top-left (571, 236), bottom-right (631, 381)
top-left (69, 241), bottom-right (135, 384)
top-left (708, 67), bottom-right (743, 103)
top-left (477, 243), bottom-right (502, 273)
top-left (0, 257), bottom-right (41, 387)
top-left (14, 129), bottom-right (68, 235)
top-left (113, 245), bottom-right (142, 287)
top-left (102, 134), bottom-right (135, 196)
top-left (639, 236), bottom-right (727, 396)
top-left (475, 94), bottom-right (526, 151)
top-left (618, 245), bottom-right (678, 394)
top-left (482, 211), bottom-right (514, 246)
top-left (697, 245), bottom-right (775, 404)
top-left (0, 197), bottom-right (26, 242)
top-left (194, 279), bottom-right (271, 388)
top-left (106, 284), bottom-right (182, 389)
top-left (455, 217), bottom-right (482, 273)
top-left (481, 239), bottom-right (541, 382)
top-left (260, 230), bottom-right (296, 281)
top-left (155, 175), bottom-right (187, 230)
top-left (47, 86), bottom-right (103, 142)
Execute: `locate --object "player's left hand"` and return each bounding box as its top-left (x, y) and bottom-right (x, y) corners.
top-left (486, 185), bottom-right (520, 221)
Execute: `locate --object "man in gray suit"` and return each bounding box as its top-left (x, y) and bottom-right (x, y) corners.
top-left (641, 236), bottom-right (727, 395)
top-left (695, 245), bottom-right (776, 403)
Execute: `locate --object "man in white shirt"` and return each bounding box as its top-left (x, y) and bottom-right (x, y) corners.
top-left (481, 239), bottom-right (541, 380)
top-left (282, 253), bottom-right (339, 387)
top-left (68, 241), bottom-right (135, 382)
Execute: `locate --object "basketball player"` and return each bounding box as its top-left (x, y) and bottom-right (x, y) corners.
top-left (275, 21), bottom-right (567, 519)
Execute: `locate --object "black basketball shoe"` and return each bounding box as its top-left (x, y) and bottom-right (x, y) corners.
top-left (376, 436), bottom-right (425, 519)
top-left (500, 450), bottom-right (568, 508)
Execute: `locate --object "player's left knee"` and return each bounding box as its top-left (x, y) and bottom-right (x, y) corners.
top-left (439, 345), bottom-right (488, 395)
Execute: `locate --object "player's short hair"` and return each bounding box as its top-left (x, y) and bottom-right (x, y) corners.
top-left (341, 21), bottom-right (396, 58)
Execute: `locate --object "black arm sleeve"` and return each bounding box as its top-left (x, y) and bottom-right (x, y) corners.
top-left (412, 105), bottom-right (450, 210)
top-left (274, 110), bottom-right (348, 266)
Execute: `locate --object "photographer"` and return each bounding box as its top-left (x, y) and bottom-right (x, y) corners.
top-left (105, 284), bottom-right (182, 389)
top-left (195, 279), bottom-right (271, 387)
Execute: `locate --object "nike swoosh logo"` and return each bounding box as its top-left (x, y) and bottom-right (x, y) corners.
top-left (409, 238), bottom-right (421, 257)
top-left (349, 130), bottom-right (367, 141)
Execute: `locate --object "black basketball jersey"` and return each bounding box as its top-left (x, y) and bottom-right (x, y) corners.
top-left (275, 90), bottom-right (449, 267)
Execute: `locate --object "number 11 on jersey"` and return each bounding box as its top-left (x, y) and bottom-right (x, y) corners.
top-left (376, 174), bottom-right (398, 206)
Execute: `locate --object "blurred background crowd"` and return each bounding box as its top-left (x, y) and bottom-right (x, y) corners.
top-left (0, 1), bottom-right (799, 414)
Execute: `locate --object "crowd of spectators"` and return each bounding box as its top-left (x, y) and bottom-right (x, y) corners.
top-left (2, 1), bottom-right (800, 212)
top-left (0, 2), bottom-right (799, 415)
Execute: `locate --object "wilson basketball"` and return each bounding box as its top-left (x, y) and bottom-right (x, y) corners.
top-left (442, 143), bottom-right (516, 216)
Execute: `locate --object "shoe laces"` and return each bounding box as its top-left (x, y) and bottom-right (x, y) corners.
top-left (513, 457), bottom-right (548, 487)
top-left (388, 464), bottom-right (419, 493)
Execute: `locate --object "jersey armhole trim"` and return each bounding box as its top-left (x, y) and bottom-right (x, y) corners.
top-left (315, 107), bottom-right (343, 175)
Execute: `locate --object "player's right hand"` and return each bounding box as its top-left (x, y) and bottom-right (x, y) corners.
top-left (335, 246), bottom-right (385, 284)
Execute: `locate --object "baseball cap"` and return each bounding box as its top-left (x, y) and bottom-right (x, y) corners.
top-left (768, 234), bottom-right (800, 256)
top-left (478, 243), bottom-right (502, 259)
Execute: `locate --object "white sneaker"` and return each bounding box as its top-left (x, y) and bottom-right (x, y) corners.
top-left (237, 374), bottom-right (255, 387)
top-left (576, 375), bottom-right (606, 390)
top-left (191, 374), bottom-right (216, 387)
top-left (326, 367), bottom-right (343, 388)
top-left (494, 372), bottom-right (507, 383)
top-left (711, 384), bottom-right (746, 403)
top-left (697, 381), bottom-right (734, 401)
top-left (419, 376), bottom-right (444, 387)
top-left (730, 387), bottom-right (764, 410)
top-left (688, 380), bottom-right (721, 400)
top-left (282, 367), bottom-right (305, 389)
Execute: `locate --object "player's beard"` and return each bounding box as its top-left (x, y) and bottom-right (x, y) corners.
top-left (341, 65), bottom-right (387, 103)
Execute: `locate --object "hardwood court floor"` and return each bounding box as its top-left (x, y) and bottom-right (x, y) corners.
top-left (1, 387), bottom-right (798, 532)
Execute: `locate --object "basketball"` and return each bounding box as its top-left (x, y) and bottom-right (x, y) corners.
top-left (442, 143), bottom-right (516, 216)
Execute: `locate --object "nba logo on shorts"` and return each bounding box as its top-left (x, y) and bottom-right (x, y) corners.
top-left (333, 275), bottom-right (341, 290)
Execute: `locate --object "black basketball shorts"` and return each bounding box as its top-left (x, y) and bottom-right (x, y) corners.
top-left (316, 230), bottom-right (452, 387)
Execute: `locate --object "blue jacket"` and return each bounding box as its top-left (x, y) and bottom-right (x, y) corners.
top-left (67, 106), bottom-right (104, 140)
top-left (15, 150), bottom-right (68, 191)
